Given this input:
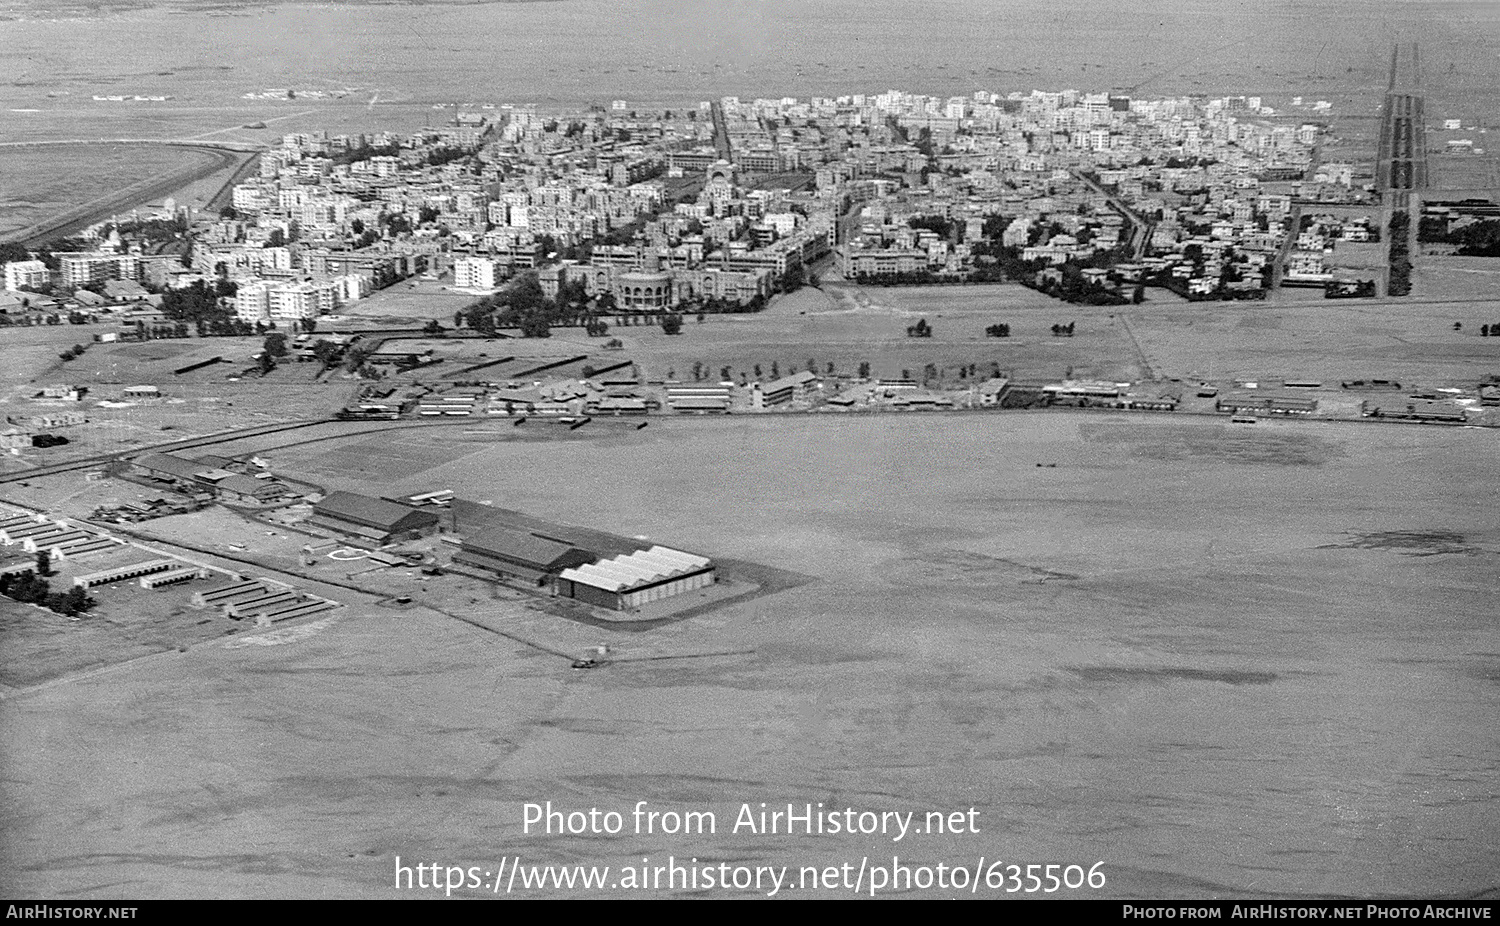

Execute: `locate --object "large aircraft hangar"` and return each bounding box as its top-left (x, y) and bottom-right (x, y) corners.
top-left (555, 546), bottom-right (716, 611)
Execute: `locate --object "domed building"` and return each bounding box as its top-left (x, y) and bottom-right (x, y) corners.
top-left (616, 270), bottom-right (672, 309)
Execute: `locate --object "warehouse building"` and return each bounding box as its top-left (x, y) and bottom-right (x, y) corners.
top-left (1215, 392), bottom-right (1318, 416)
top-left (1042, 380), bottom-right (1126, 407)
top-left (1359, 399), bottom-right (1467, 423)
top-left (666, 383), bottom-right (732, 414)
top-left (556, 546), bottom-right (716, 611)
top-left (307, 491), bottom-right (440, 545)
top-left (453, 525), bottom-right (596, 587)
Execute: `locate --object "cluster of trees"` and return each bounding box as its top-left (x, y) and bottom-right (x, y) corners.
top-left (854, 269), bottom-right (956, 286)
top-left (985, 323), bottom-right (1011, 338)
top-left (1419, 217), bottom-right (1500, 256)
top-left (533, 234), bottom-right (592, 263)
top-left (1478, 324), bottom-right (1500, 336)
top-left (906, 318), bottom-right (933, 338)
top-left (1417, 216), bottom-right (1450, 244)
top-left (306, 339), bottom-right (345, 370)
top-left (908, 215), bottom-right (956, 239)
top-left (680, 293), bottom-right (767, 315)
top-left (1389, 210), bottom-right (1413, 297)
top-left (1174, 285), bottom-right (1267, 303)
top-left (256, 332), bottom-right (288, 374)
top-left (58, 343), bottom-right (88, 361)
top-left (0, 312), bottom-right (78, 327)
top-left (424, 147), bottom-right (473, 168)
top-left (0, 568), bottom-right (93, 618)
top-left (455, 273), bottom-right (588, 339)
top-left (1325, 280), bottom-right (1377, 299)
top-left (331, 142), bottom-right (402, 166)
top-left (340, 343), bottom-right (376, 377)
top-left (596, 219), bottom-right (650, 247)
top-left (774, 268), bottom-right (809, 295)
top-left (456, 275), bottom-right (769, 339)
top-left (1050, 322), bottom-right (1077, 337)
top-left (111, 216), bottom-right (187, 247)
top-left (31, 237), bottom-right (92, 271)
top-left (161, 280), bottom-right (236, 325)
top-left (1035, 267), bottom-right (1131, 306)
top-left (136, 320), bottom-right (202, 340)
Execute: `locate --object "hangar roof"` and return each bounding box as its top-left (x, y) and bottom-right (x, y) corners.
top-left (313, 491), bottom-right (438, 531)
top-left (462, 526), bottom-right (593, 570)
top-left (558, 546), bottom-right (712, 593)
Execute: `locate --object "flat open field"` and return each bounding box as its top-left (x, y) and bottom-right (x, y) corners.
top-left (333, 279), bottom-right (484, 326)
top-left (1125, 295), bottom-right (1500, 385)
top-left (575, 282), bottom-right (1500, 389)
top-left (0, 144), bottom-right (222, 238)
top-left (588, 283), bottom-right (1153, 384)
top-left (0, 143), bottom-right (245, 243)
top-left (1, 412), bottom-right (1495, 898)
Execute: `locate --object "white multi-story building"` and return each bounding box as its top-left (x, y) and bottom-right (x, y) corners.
top-left (278, 188), bottom-right (309, 212)
top-left (260, 246), bottom-right (294, 272)
top-left (1002, 217), bottom-right (1032, 248)
top-left (369, 155), bottom-right (402, 178)
top-left (236, 281), bottom-right (271, 323)
top-left (58, 253), bottom-right (129, 288)
top-left (239, 280), bottom-right (338, 323)
top-left (3, 260), bottom-right (50, 291)
top-left (267, 281), bottom-right (336, 321)
top-left (232, 183), bottom-right (274, 213)
top-left (453, 256), bottom-right (500, 291)
top-left (333, 273), bottom-right (371, 304)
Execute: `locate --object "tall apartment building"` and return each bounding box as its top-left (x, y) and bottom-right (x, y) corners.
top-left (268, 281), bottom-right (337, 321)
top-left (58, 253), bottom-right (134, 289)
top-left (236, 281), bottom-right (271, 323)
top-left (453, 256), bottom-right (500, 291)
top-left (3, 260), bottom-right (50, 292)
top-left (333, 273), bottom-right (371, 304)
top-left (236, 280), bottom-right (338, 323)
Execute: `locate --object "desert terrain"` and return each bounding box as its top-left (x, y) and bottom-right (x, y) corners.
top-left (1, 412), bottom-right (1496, 898)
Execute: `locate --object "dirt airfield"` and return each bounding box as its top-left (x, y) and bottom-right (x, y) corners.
top-left (1, 411), bottom-right (1496, 899)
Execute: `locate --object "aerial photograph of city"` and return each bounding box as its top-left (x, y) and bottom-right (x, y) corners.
top-left (0, 0), bottom-right (1497, 906)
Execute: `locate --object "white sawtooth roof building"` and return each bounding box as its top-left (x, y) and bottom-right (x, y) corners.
top-left (558, 545), bottom-right (711, 592)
